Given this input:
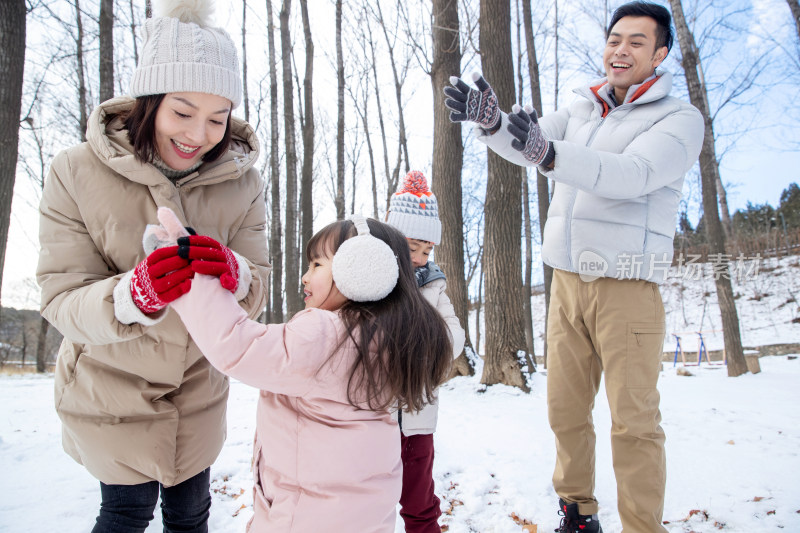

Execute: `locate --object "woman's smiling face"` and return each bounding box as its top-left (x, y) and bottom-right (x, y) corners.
top-left (154, 92), bottom-right (231, 170)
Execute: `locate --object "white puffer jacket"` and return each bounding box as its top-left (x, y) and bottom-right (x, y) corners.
top-left (400, 274), bottom-right (465, 436)
top-left (478, 70), bottom-right (704, 284)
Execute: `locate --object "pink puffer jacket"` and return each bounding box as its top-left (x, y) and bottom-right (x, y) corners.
top-left (172, 275), bottom-right (401, 532)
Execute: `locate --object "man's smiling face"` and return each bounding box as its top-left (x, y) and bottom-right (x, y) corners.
top-left (603, 16), bottom-right (667, 103)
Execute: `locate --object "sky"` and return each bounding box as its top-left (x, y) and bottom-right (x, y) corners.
top-left (686, 0), bottom-right (800, 215)
top-left (3, 255), bottom-right (800, 531)
top-left (4, 0), bottom-right (798, 309)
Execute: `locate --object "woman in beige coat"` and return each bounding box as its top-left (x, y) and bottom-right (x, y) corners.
top-left (35, 1), bottom-right (269, 531)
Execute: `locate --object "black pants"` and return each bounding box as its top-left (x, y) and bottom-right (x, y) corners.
top-left (92, 468), bottom-right (211, 533)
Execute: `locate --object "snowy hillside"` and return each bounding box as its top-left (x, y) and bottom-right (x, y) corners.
top-left (660, 255), bottom-right (800, 352)
top-left (490, 254), bottom-right (800, 359)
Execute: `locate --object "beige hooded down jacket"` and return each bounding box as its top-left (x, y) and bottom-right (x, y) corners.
top-left (36, 96), bottom-right (270, 487)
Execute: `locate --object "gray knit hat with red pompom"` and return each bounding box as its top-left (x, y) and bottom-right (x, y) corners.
top-left (129, 0), bottom-right (242, 108)
top-left (386, 170), bottom-right (441, 245)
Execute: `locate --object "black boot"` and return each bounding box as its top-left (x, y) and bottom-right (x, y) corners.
top-left (555, 498), bottom-right (603, 533)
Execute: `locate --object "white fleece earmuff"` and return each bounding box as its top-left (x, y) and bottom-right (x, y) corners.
top-left (331, 215), bottom-right (399, 302)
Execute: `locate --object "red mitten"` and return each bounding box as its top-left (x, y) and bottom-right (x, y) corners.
top-left (177, 235), bottom-right (240, 293)
top-left (130, 246), bottom-right (193, 314)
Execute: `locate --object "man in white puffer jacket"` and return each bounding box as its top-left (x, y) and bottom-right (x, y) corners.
top-left (386, 170), bottom-right (466, 533)
top-left (444, 2), bottom-right (703, 532)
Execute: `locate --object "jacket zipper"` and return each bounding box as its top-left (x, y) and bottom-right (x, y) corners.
top-left (586, 104), bottom-right (622, 147)
top-left (565, 101), bottom-right (618, 271)
top-left (584, 89), bottom-right (634, 147)
top-left (585, 116), bottom-right (606, 147)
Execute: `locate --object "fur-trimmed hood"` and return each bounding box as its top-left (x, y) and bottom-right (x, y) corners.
top-left (86, 96), bottom-right (259, 189)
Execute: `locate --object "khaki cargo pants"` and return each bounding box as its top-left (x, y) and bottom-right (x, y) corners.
top-left (547, 269), bottom-right (667, 533)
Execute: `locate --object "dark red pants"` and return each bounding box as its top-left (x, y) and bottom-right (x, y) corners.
top-left (399, 433), bottom-right (441, 533)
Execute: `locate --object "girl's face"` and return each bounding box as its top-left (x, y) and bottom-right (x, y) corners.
top-left (407, 238), bottom-right (434, 268)
top-left (301, 252), bottom-right (347, 311)
top-left (154, 92), bottom-right (231, 171)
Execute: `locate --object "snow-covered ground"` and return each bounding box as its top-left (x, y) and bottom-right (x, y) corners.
top-left (1, 356), bottom-right (799, 532)
top-left (2, 256), bottom-right (799, 532)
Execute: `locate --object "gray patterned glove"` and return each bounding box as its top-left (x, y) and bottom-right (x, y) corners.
top-left (508, 104), bottom-right (555, 166)
top-left (443, 72), bottom-right (501, 132)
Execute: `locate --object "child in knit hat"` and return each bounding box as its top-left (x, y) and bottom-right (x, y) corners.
top-left (386, 170), bottom-right (466, 532)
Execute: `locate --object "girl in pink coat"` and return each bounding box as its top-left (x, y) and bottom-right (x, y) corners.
top-left (169, 215), bottom-right (452, 532)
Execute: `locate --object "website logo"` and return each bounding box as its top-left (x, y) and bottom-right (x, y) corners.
top-left (578, 249), bottom-right (608, 282)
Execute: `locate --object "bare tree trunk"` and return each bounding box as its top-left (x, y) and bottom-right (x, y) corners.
top-left (299, 0), bottom-right (314, 274)
top-left (99, 0), bottom-right (114, 103)
top-left (347, 124), bottom-right (362, 214)
top-left (363, 101), bottom-right (378, 219)
top-left (366, 21), bottom-right (393, 208)
top-left (522, 0), bottom-right (552, 367)
top-left (241, 0), bottom-right (250, 122)
top-left (687, 38), bottom-right (733, 238)
top-left (475, 265), bottom-right (483, 352)
top-left (20, 320), bottom-right (28, 367)
top-left (480, 0), bottom-right (529, 392)
top-left (36, 317), bottom-right (49, 373)
top-left (0, 0), bottom-right (26, 311)
top-left (716, 174), bottom-right (732, 236)
top-left (145, 0), bottom-right (152, 18)
top-left (521, 171), bottom-right (536, 355)
top-left (788, 0), bottom-right (800, 43)
top-left (75, 0), bottom-right (87, 142)
top-left (516, 0), bottom-right (535, 361)
top-left (350, 144), bottom-right (358, 214)
top-left (363, 17), bottom-right (399, 207)
top-left (335, 0), bottom-right (346, 219)
top-left (265, 0), bottom-right (283, 323)
top-left (432, 0), bottom-right (474, 377)
top-left (374, 1), bottom-right (409, 176)
top-left (352, 25), bottom-right (379, 218)
top-left (670, 0), bottom-right (747, 377)
top-left (129, 0), bottom-right (139, 64)
top-left (553, 0), bottom-right (559, 110)
top-left (350, 68), bottom-right (379, 218)
top-left (280, 0), bottom-right (302, 316)
top-left (24, 112), bottom-right (52, 373)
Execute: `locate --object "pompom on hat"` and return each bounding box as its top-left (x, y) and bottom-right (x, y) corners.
top-left (129, 0), bottom-right (242, 108)
top-left (332, 215), bottom-right (399, 302)
top-left (386, 170), bottom-right (441, 245)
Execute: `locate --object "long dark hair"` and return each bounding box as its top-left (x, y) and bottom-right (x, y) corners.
top-left (306, 219), bottom-right (453, 412)
top-left (123, 94), bottom-right (233, 165)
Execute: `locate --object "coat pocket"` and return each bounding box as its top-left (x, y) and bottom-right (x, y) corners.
top-left (626, 323), bottom-right (665, 388)
top-left (251, 438), bottom-right (273, 513)
top-left (54, 342), bottom-right (83, 410)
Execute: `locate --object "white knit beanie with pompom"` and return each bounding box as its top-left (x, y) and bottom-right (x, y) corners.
top-left (129, 0), bottom-right (242, 108)
top-left (386, 170), bottom-right (442, 245)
